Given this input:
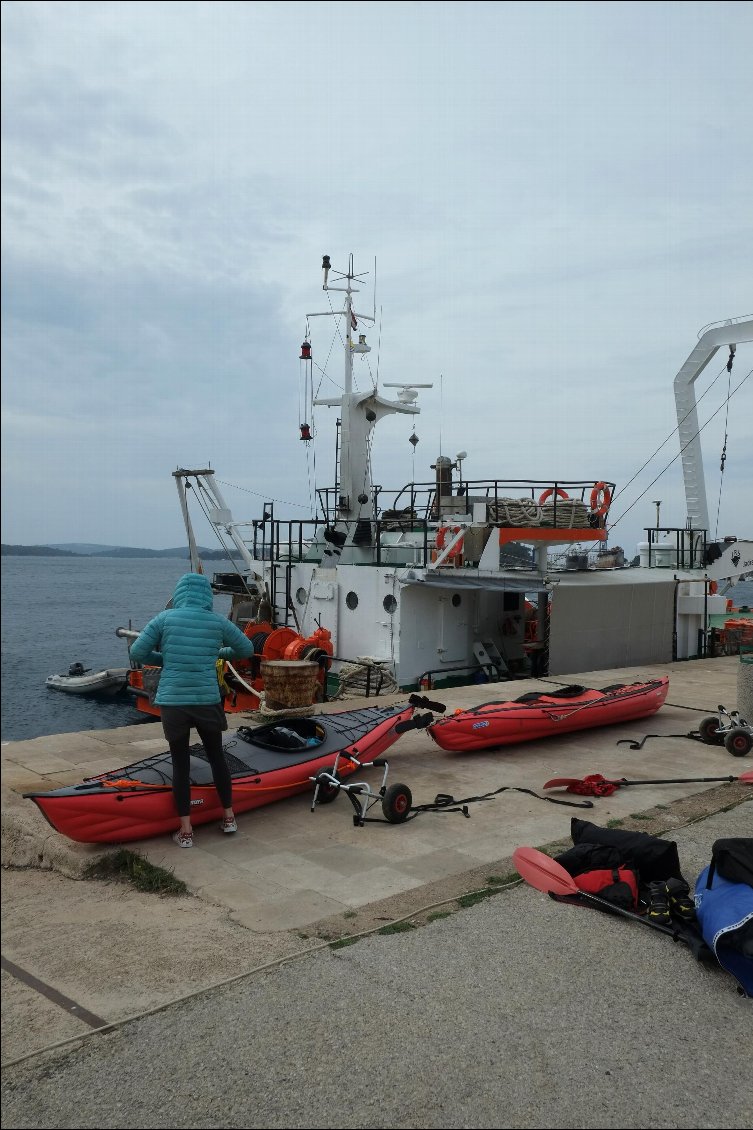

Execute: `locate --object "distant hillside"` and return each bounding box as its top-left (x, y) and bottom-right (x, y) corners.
top-left (48, 542), bottom-right (195, 557)
top-left (2, 544), bottom-right (79, 557)
top-left (2, 543), bottom-right (242, 560)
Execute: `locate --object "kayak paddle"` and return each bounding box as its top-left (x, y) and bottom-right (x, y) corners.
top-left (511, 846), bottom-right (702, 943)
top-left (542, 769), bottom-right (753, 797)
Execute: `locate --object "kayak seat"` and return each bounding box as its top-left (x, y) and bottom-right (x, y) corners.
top-left (236, 720), bottom-right (325, 752)
top-left (515, 684), bottom-right (587, 703)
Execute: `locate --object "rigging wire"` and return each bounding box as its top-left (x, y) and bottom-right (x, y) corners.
top-left (184, 480), bottom-right (242, 565)
top-left (610, 358), bottom-right (730, 506)
top-left (312, 324), bottom-right (343, 397)
top-left (300, 317), bottom-right (318, 518)
top-left (608, 368), bottom-right (751, 530)
top-left (215, 479), bottom-right (312, 509)
top-left (713, 353), bottom-right (734, 540)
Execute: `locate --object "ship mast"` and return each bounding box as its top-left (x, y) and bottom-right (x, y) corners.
top-left (311, 254), bottom-right (427, 553)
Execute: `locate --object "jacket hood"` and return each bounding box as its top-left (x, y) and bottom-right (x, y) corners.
top-left (171, 573), bottom-right (214, 611)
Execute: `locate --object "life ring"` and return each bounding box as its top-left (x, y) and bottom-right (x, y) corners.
top-left (539, 488), bottom-right (570, 504)
top-left (590, 482), bottom-right (612, 516)
top-left (436, 525), bottom-right (464, 558)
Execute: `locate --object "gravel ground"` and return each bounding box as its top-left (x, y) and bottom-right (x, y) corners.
top-left (1, 794), bottom-right (750, 1130)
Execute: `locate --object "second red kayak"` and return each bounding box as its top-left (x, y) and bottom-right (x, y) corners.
top-left (427, 678), bottom-right (670, 752)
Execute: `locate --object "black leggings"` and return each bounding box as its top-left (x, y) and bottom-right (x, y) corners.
top-left (168, 725), bottom-right (233, 817)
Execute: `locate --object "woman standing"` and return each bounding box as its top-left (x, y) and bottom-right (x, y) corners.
top-left (129, 572), bottom-right (255, 848)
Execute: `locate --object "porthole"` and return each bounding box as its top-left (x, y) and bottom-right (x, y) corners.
top-left (296, 587), bottom-right (307, 605)
top-left (451, 594), bottom-right (461, 607)
top-left (383, 595), bottom-right (397, 614)
top-left (346, 591), bottom-right (359, 610)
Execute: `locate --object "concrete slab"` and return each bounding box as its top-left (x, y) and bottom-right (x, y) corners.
top-left (2, 657), bottom-right (748, 940)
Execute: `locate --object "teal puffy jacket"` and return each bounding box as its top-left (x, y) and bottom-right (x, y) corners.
top-left (129, 573), bottom-right (255, 706)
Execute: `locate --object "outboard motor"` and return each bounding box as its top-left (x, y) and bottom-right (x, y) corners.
top-left (68, 662), bottom-right (86, 677)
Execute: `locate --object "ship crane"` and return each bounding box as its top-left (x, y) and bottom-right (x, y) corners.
top-left (674, 316), bottom-right (753, 533)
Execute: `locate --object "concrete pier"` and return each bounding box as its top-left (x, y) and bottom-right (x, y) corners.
top-left (1, 657), bottom-right (751, 1127)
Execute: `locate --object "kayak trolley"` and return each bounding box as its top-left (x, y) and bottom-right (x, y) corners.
top-left (310, 752), bottom-right (412, 826)
top-left (697, 705), bottom-right (752, 757)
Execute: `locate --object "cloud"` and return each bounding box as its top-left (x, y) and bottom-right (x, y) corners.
top-left (2, 0), bottom-right (752, 554)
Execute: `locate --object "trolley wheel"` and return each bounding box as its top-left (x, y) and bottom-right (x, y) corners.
top-left (724, 728), bottom-right (753, 757)
top-left (382, 782), bottom-right (413, 824)
top-left (698, 716), bottom-right (725, 744)
top-left (314, 768), bottom-right (341, 804)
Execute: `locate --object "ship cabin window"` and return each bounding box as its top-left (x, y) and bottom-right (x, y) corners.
top-left (451, 594), bottom-right (461, 607)
top-left (346, 591), bottom-right (359, 610)
top-left (295, 587), bottom-right (307, 605)
top-left (383, 595), bottom-right (397, 614)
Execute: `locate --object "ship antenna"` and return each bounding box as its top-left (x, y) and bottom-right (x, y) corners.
top-left (439, 373), bottom-right (444, 457)
top-left (376, 305), bottom-right (383, 388)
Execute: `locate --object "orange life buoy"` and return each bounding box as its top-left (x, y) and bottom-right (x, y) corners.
top-left (590, 482), bottom-right (612, 515)
top-left (709, 580), bottom-right (718, 595)
top-left (539, 488), bottom-right (570, 504)
top-left (436, 525), bottom-right (464, 558)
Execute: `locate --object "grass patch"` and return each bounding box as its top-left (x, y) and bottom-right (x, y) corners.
top-left (630, 813), bottom-right (651, 821)
top-left (486, 872), bottom-right (519, 887)
top-left (377, 921), bottom-right (415, 935)
top-left (330, 936), bottom-right (360, 950)
top-left (426, 911), bottom-right (453, 923)
top-left (457, 888), bottom-right (497, 908)
top-left (342, 910), bottom-right (357, 919)
top-left (606, 818), bottom-right (624, 828)
top-left (83, 849), bottom-right (187, 896)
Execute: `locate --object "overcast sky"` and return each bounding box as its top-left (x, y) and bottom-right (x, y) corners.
top-left (2, 0), bottom-right (751, 556)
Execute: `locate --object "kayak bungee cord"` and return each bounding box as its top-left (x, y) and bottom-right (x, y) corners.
top-left (402, 785), bottom-right (595, 821)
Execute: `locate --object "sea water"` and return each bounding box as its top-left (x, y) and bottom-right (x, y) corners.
top-left (1, 557), bottom-right (231, 742)
top-left (2, 557), bottom-right (752, 743)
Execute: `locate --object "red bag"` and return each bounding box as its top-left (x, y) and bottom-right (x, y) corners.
top-left (574, 866), bottom-right (639, 910)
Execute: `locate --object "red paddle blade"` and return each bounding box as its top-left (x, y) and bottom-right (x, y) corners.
top-left (542, 774), bottom-right (620, 797)
top-left (512, 846), bottom-right (579, 897)
top-left (543, 777), bottom-right (586, 790)
top-left (741, 769), bottom-right (753, 784)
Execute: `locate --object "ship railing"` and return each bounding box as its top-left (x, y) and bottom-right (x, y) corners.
top-left (544, 526), bottom-right (713, 574)
top-left (640, 526), bottom-right (710, 570)
top-left (389, 478), bottom-right (615, 530)
top-left (416, 662), bottom-right (503, 692)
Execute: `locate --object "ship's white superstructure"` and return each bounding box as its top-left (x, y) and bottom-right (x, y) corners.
top-left (172, 259), bottom-right (752, 689)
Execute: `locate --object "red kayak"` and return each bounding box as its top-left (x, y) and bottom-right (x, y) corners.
top-left (25, 700), bottom-right (435, 844)
top-left (427, 678), bottom-right (670, 752)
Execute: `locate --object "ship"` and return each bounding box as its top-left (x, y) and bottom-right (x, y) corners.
top-left (120, 256), bottom-right (752, 700)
